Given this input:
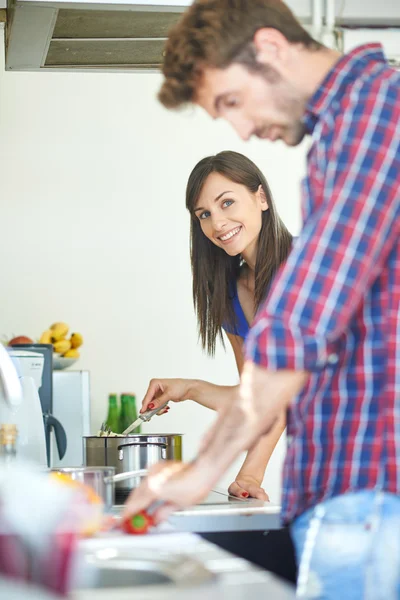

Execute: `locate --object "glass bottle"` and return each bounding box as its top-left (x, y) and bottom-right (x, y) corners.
top-left (0, 424), bottom-right (18, 464)
top-left (127, 393), bottom-right (141, 434)
top-left (105, 393), bottom-right (119, 433)
top-left (118, 394), bottom-right (132, 434)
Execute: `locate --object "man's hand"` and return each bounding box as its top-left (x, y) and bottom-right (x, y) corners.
top-left (228, 475), bottom-right (269, 501)
top-left (122, 460), bottom-right (211, 524)
top-left (123, 363), bottom-right (307, 525)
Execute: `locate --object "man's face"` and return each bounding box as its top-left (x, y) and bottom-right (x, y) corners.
top-left (196, 63), bottom-right (307, 146)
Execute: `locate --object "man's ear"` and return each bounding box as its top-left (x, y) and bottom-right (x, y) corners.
top-left (258, 185), bottom-right (269, 211)
top-left (253, 28), bottom-right (291, 68)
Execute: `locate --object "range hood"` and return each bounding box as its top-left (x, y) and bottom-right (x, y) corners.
top-left (5, 0), bottom-right (191, 71)
top-left (5, 0), bottom-right (400, 72)
top-left (4, 0), bottom-right (320, 72)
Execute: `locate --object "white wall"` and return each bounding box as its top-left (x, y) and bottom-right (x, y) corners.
top-left (0, 27), bottom-right (306, 503)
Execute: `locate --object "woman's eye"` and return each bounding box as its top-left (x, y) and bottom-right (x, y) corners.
top-left (199, 211), bottom-right (210, 220)
top-left (222, 200), bottom-right (234, 208)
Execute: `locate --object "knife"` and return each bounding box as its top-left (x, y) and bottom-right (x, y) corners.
top-left (122, 401), bottom-right (169, 435)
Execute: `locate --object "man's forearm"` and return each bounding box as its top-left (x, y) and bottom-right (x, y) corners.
top-left (195, 362), bottom-right (308, 485)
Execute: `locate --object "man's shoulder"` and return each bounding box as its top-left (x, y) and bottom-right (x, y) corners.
top-left (326, 62), bottom-right (400, 132)
top-left (346, 61), bottom-right (400, 105)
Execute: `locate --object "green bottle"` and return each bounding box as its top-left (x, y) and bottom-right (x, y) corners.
top-left (128, 393), bottom-right (141, 434)
top-left (119, 394), bottom-right (132, 434)
top-left (105, 393), bottom-right (119, 433)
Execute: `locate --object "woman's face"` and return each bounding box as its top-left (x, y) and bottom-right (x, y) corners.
top-left (194, 172), bottom-right (268, 257)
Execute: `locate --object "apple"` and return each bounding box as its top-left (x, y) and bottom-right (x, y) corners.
top-left (8, 336), bottom-right (34, 346)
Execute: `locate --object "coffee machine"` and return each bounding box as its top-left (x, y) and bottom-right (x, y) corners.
top-left (13, 344), bottom-right (67, 466)
top-left (0, 346), bottom-right (47, 466)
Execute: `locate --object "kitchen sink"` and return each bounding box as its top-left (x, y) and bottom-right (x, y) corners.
top-left (75, 547), bottom-right (215, 589)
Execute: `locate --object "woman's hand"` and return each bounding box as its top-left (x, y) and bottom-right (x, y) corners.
top-left (141, 378), bottom-right (191, 415)
top-left (228, 474), bottom-right (269, 501)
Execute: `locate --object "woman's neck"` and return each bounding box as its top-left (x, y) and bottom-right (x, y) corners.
top-left (241, 242), bottom-right (257, 273)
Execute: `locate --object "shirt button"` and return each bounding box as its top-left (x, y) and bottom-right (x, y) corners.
top-left (327, 353), bottom-right (339, 365)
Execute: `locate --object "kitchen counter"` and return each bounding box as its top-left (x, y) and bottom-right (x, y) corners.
top-left (72, 529), bottom-right (295, 600)
top-left (115, 488), bottom-right (281, 533)
top-left (0, 490), bottom-right (290, 599)
top-left (169, 488), bottom-right (281, 532)
top-left (112, 489), bottom-right (295, 585)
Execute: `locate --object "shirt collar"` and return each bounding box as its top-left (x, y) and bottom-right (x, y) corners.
top-left (303, 43), bottom-right (387, 133)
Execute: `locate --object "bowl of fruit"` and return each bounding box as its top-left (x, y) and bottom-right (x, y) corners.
top-left (39, 322), bottom-right (84, 370)
top-left (4, 322), bottom-right (84, 370)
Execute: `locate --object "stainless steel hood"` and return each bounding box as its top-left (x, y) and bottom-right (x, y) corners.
top-left (5, 0), bottom-right (190, 71)
top-left (5, 0), bottom-right (400, 72)
top-left (4, 0), bottom-right (318, 72)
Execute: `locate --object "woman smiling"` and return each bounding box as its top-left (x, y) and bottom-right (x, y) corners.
top-left (141, 150), bottom-right (293, 501)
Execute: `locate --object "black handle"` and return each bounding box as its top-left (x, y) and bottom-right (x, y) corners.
top-left (117, 442), bottom-right (167, 451)
top-left (44, 413), bottom-right (67, 465)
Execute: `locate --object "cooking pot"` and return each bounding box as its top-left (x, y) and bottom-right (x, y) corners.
top-left (83, 434), bottom-right (183, 497)
top-left (50, 466), bottom-right (147, 510)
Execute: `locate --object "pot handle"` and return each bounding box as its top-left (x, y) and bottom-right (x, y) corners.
top-left (103, 469), bottom-right (148, 484)
top-left (117, 442), bottom-right (167, 450)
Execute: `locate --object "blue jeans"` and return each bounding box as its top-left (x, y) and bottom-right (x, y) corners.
top-left (290, 491), bottom-right (400, 599)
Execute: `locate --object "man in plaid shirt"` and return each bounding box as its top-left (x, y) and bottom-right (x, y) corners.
top-left (124, 1), bottom-right (400, 596)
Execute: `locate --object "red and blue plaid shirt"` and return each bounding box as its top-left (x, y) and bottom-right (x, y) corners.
top-left (245, 44), bottom-right (400, 524)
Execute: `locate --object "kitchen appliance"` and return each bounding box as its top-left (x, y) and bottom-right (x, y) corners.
top-left (83, 433), bottom-right (182, 502)
top-left (52, 370), bottom-right (91, 467)
top-left (2, 349), bottom-right (48, 466)
top-left (4, 0), bottom-right (367, 72)
top-left (13, 344), bottom-right (67, 466)
top-left (6, 0), bottom-right (400, 72)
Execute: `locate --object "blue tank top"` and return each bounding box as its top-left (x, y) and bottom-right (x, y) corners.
top-left (222, 278), bottom-right (250, 339)
top-left (222, 238), bottom-right (295, 340)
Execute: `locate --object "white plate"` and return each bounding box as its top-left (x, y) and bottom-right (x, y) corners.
top-left (52, 356), bottom-right (78, 370)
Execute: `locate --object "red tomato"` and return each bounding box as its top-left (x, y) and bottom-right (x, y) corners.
top-left (121, 511), bottom-right (154, 535)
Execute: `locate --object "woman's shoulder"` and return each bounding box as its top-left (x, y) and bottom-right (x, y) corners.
top-left (223, 269), bottom-right (251, 339)
top-left (227, 267), bottom-right (245, 298)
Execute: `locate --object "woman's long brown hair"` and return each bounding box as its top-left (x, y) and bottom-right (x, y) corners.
top-left (186, 151), bottom-right (292, 355)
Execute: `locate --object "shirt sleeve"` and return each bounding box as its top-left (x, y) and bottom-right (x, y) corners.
top-left (245, 77), bottom-right (400, 372)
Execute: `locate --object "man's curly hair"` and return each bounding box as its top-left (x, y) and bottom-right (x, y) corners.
top-left (158, 0), bottom-right (321, 109)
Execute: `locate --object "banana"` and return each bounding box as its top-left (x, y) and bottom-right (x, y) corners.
top-left (53, 339), bottom-right (71, 354)
top-left (70, 333), bottom-right (83, 349)
top-left (39, 330), bottom-right (52, 344)
top-left (50, 322), bottom-right (69, 340)
top-left (63, 348), bottom-right (80, 359)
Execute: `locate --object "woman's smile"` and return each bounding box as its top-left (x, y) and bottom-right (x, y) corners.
top-left (218, 225), bottom-right (242, 244)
